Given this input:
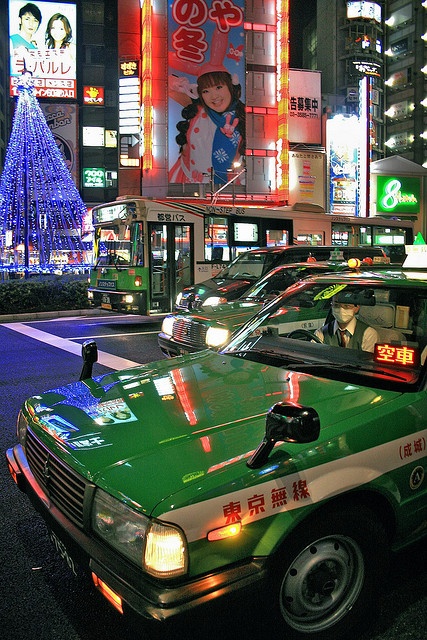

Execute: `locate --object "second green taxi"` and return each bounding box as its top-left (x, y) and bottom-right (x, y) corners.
top-left (158, 259), bottom-right (386, 356)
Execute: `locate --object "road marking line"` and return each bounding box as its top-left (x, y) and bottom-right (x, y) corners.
top-left (1, 323), bottom-right (141, 370)
top-left (70, 331), bottom-right (159, 339)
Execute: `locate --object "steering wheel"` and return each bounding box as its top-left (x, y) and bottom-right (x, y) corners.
top-left (287, 329), bottom-right (322, 343)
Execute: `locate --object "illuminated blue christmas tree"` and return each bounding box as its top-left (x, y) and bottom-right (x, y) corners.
top-left (0, 73), bottom-right (87, 270)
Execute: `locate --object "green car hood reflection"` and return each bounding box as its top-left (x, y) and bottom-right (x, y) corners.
top-left (26, 351), bottom-right (397, 514)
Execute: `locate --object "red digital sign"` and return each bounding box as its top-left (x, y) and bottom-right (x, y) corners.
top-left (374, 343), bottom-right (419, 367)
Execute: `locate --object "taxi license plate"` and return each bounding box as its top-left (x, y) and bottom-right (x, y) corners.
top-left (49, 530), bottom-right (77, 576)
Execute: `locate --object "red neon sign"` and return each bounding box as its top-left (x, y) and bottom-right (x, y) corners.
top-left (374, 343), bottom-right (419, 367)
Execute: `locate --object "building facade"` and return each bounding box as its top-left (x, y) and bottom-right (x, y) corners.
top-left (304, 0), bottom-right (426, 167)
top-left (1, 0), bottom-right (425, 216)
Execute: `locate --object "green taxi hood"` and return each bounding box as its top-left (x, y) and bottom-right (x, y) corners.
top-left (25, 350), bottom-right (398, 516)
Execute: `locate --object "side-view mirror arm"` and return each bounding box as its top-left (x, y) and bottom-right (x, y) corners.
top-left (79, 339), bottom-right (98, 381)
top-left (247, 402), bottom-right (320, 469)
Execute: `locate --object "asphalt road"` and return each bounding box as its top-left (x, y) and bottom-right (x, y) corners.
top-left (0, 311), bottom-right (426, 640)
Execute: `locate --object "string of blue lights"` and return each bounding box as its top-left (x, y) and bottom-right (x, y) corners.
top-left (0, 73), bottom-right (87, 271)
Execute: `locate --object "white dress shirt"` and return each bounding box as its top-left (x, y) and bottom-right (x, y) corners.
top-left (315, 317), bottom-right (378, 352)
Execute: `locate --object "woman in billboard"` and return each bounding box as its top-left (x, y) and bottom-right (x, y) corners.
top-left (45, 13), bottom-right (73, 50)
top-left (169, 68), bottom-right (245, 185)
top-left (44, 13), bottom-right (76, 75)
top-left (168, 27), bottom-right (246, 186)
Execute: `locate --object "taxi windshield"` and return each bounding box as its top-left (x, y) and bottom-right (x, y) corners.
top-left (222, 279), bottom-right (427, 390)
top-left (217, 252), bottom-right (277, 280)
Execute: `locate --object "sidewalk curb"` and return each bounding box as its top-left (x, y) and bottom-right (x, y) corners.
top-left (0, 308), bottom-right (110, 323)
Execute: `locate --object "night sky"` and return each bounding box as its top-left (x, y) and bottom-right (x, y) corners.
top-left (289, 0), bottom-right (317, 68)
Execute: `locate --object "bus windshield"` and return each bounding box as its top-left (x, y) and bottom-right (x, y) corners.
top-left (95, 227), bottom-right (131, 266)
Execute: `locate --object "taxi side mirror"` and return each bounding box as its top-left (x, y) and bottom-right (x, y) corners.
top-left (80, 339), bottom-right (98, 381)
top-left (247, 402), bottom-right (320, 469)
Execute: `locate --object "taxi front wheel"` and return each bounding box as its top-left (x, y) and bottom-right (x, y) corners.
top-left (272, 505), bottom-right (389, 640)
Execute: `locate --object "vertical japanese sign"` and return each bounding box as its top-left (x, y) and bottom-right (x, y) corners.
top-left (9, 0), bottom-right (77, 99)
top-left (168, 0), bottom-right (245, 185)
top-left (288, 70), bottom-right (321, 144)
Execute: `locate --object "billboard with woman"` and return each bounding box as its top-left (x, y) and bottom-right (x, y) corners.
top-left (168, 0), bottom-right (245, 186)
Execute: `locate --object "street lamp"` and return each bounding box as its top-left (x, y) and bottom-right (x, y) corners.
top-left (211, 161), bottom-right (246, 205)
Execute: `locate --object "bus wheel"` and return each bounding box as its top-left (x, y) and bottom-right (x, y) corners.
top-left (271, 506), bottom-right (388, 640)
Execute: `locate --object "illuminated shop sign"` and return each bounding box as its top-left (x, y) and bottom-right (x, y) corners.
top-left (387, 69), bottom-right (408, 88)
top-left (387, 100), bottom-right (409, 118)
top-left (352, 61), bottom-right (381, 77)
top-left (288, 150), bottom-right (325, 208)
top-left (83, 85), bottom-right (104, 105)
top-left (119, 59), bottom-right (141, 167)
top-left (347, 2), bottom-right (381, 23)
top-left (167, 0), bottom-right (245, 186)
top-left (327, 115), bottom-right (359, 215)
top-left (390, 38), bottom-right (409, 56)
top-left (82, 127), bottom-right (105, 147)
top-left (83, 168), bottom-right (105, 188)
top-left (9, 0), bottom-right (77, 99)
top-left (376, 176), bottom-right (420, 215)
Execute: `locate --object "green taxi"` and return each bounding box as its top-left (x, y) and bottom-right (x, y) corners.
top-left (158, 259), bottom-right (391, 357)
top-left (6, 249), bottom-right (427, 640)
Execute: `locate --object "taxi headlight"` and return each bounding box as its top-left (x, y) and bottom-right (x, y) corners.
top-left (161, 316), bottom-right (176, 337)
top-left (206, 326), bottom-right (230, 348)
top-left (17, 410), bottom-right (28, 446)
top-left (92, 489), bottom-right (187, 577)
top-left (202, 296), bottom-right (227, 307)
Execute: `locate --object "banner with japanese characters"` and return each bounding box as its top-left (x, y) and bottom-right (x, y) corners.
top-left (9, 0), bottom-right (77, 99)
top-left (288, 70), bottom-right (322, 145)
top-left (168, 0), bottom-right (246, 186)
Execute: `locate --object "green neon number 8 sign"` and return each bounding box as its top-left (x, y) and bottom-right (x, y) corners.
top-left (376, 176), bottom-right (420, 214)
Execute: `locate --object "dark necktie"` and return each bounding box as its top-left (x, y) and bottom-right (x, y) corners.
top-left (338, 329), bottom-right (348, 347)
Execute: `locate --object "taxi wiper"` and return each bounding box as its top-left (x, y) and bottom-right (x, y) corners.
top-left (227, 348), bottom-right (283, 358)
top-left (286, 361), bottom-right (408, 381)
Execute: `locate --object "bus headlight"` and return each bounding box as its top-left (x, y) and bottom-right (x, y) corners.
top-left (92, 489), bottom-right (187, 577)
top-left (161, 316), bottom-right (176, 337)
top-left (124, 295), bottom-right (134, 304)
top-left (202, 296), bottom-right (227, 307)
top-left (88, 291), bottom-right (94, 300)
top-left (206, 326), bottom-right (230, 348)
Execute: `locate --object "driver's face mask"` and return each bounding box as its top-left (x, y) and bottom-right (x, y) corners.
top-left (331, 303), bottom-right (357, 325)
